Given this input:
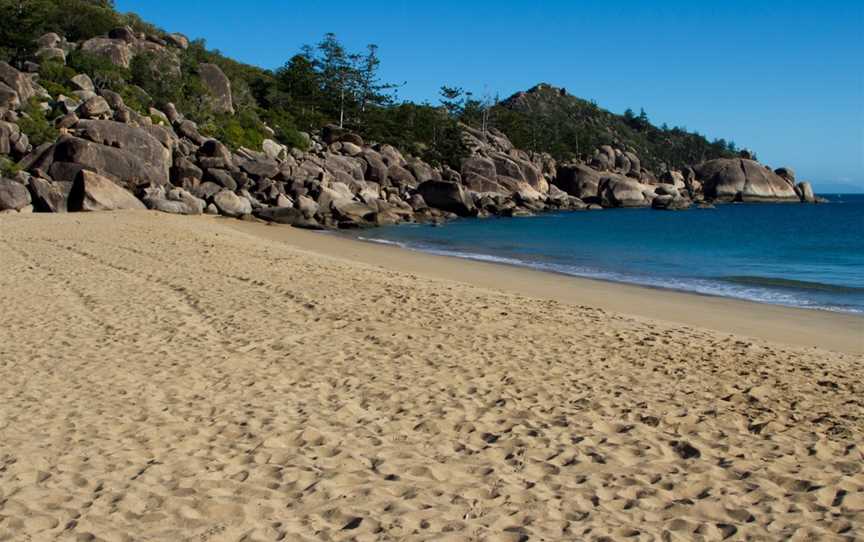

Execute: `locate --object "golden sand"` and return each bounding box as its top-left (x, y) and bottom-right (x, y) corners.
top-left (1, 211), bottom-right (862, 541)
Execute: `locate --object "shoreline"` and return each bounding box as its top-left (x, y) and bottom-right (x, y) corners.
top-left (351, 231), bottom-right (863, 316)
top-left (230, 219), bottom-right (864, 354)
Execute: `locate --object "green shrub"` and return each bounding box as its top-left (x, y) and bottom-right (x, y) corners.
top-left (54, 0), bottom-right (120, 42)
top-left (18, 99), bottom-right (58, 147)
top-left (200, 110), bottom-right (268, 151)
top-left (261, 108), bottom-right (308, 151)
top-left (0, 0), bottom-right (121, 65)
top-left (119, 85), bottom-right (152, 115)
top-left (66, 50), bottom-right (130, 90)
top-left (40, 80), bottom-right (73, 99)
top-left (37, 60), bottom-right (75, 97)
top-left (0, 156), bottom-right (22, 177)
top-left (130, 52), bottom-right (181, 106)
top-left (118, 12), bottom-right (163, 37)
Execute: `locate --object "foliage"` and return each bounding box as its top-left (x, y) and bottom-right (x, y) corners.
top-left (482, 85), bottom-right (737, 170)
top-left (18, 98), bottom-right (58, 146)
top-left (37, 60), bottom-right (75, 96)
top-left (51, 0), bottom-right (118, 42)
top-left (0, 0), bottom-right (51, 65)
top-left (199, 110), bottom-right (268, 151)
top-left (0, 0), bottom-right (120, 66)
top-left (623, 108), bottom-right (650, 131)
top-left (272, 34), bottom-right (400, 135)
top-left (260, 107), bottom-right (308, 151)
top-left (0, 156), bottom-right (22, 177)
top-left (117, 10), bottom-right (162, 37)
top-left (66, 49), bottom-right (129, 90)
top-left (0, 0), bottom-right (749, 165)
top-left (199, 106), bottom-right (308, 152)
top-left (118, 84), bottom-right (152, 114)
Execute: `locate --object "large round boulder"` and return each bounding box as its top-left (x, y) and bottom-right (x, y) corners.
top-left (695, 158), bottom-right (799, 202)
top-left (553, 164), bottom-right (603, 202)
top-left (57, 120), bottom-right (171, 188)
top-left (361, 150), bottom-right (388, 184)
top-left (0, 62), bottom-right (36, 103)
top-left (417, 180), bottom-right (477, 217)
top-left (797, 181), bottom-right (816, 203)
top-left (81, 38), bottom-right (132, 68)
top-left (255, 206), bottom-right (323, 229)
top-left (213, 190), bottom-right (252, 217)
top-left (68, 170), bottom-right (146, 212)
top-left (28, 177), bottom-right (71, 212)
top-left (0, 178), bottom-right (31, 211)
top-left (386, 164), bottom-right (416, 188)
top-left (77, 96), bottom-right (112, 119)
top-left (651, 194), bottom-right (691, 211)
top-left (598, 177), bottom-right (650, 207)
top-left (461, 155), bottom-right (497, 181)
top-left (166, 33), bottom-right (190, 50)
top-left (405, 158), bottom-right (437, 183)
top-left (198, 63), bottom-right (234, 114)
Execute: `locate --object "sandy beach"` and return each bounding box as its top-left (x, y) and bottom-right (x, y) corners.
top-left (1, 211), bottom-right (862, 541)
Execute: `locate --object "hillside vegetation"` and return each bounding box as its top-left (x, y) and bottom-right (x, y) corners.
top-left (1, 0), bottom-right (813, 226)
top-left (1, 0), bottom-right (742, 173)
top-left (489, 84), bottom-right (741, 172)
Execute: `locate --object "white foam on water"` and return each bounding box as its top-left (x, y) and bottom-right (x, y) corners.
top-left (357, 237), bottom-right (863, 314)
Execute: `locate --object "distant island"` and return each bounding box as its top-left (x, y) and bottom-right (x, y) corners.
top-left (0, 0), bottom-right (823, 224)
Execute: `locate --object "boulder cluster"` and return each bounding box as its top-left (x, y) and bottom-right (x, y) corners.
top-left (1, 28), bottom-right (823, 220)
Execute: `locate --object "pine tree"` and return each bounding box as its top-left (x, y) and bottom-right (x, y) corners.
top-left (316, 33), bottom-right (352, 128)
top-left (637, 108), bottom-right (650, 130)
top-left (439, 86), bottom-right (464, 118)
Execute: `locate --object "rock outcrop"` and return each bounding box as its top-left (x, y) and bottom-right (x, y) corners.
top-left (695, 158), bottom-right (800, 202)
top-left (28, 176), bottom-right (71, 212)
top-left (198, 63), bottom-right (234, 115)
top-left (0, 61), bottom-right (37, 104)
top-left (68, 170), bottom-right (146, 212)
top-left (0, 177), bottom-right (32, 212)
top-left (0, 27), bottom-right (821, 231)
top-left (81, 37), bottom-right (133, 68)
top-left (797, 181), bottom-right (815, 204)
top-left (47, 129), bottom-right (169, 189)
top-left (598, 177), bottom-right (653, 208)
top-left (213, 189), bottom-right (251, 217)
top-left (80, 27), bottom-right (182, 77)
top-left (417, 180), bottom-right (476, 217)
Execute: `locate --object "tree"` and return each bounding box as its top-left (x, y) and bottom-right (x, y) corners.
top-left (351, 43), bottom-right (401, 129)
top-left (0, 0), bottom-right (122, 65)
top-left (0, 0), bottom-right (53, 66)
top-left (315, 33), bottom-right (353, 128)
top-left (439, 86), bottom-right (464, 118)
top-left (480, 90), bottom-right (497, 135)
top-left (637, 108), bottom-right (650, 130)
top-left (274, 54), bottom-right (323, 130)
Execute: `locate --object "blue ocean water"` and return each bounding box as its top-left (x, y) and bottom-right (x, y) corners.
top-left (352, 194), bottom-right (864, 314)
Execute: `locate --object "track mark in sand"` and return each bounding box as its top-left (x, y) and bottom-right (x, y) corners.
top-left (3, 241), bottom-right (114, 332)
top-left (2, 214), bottom-right (862, 541)
top-left (71, 238), bottom-right (319, 335)
top-left (46, 240), bottom-right (225, 345)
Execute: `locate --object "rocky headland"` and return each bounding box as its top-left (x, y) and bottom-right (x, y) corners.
top-left (0, 26), bottom-right (824, 226)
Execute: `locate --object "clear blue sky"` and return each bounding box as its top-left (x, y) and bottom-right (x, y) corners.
top-left (116, 0), bottom-right (863, 192)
